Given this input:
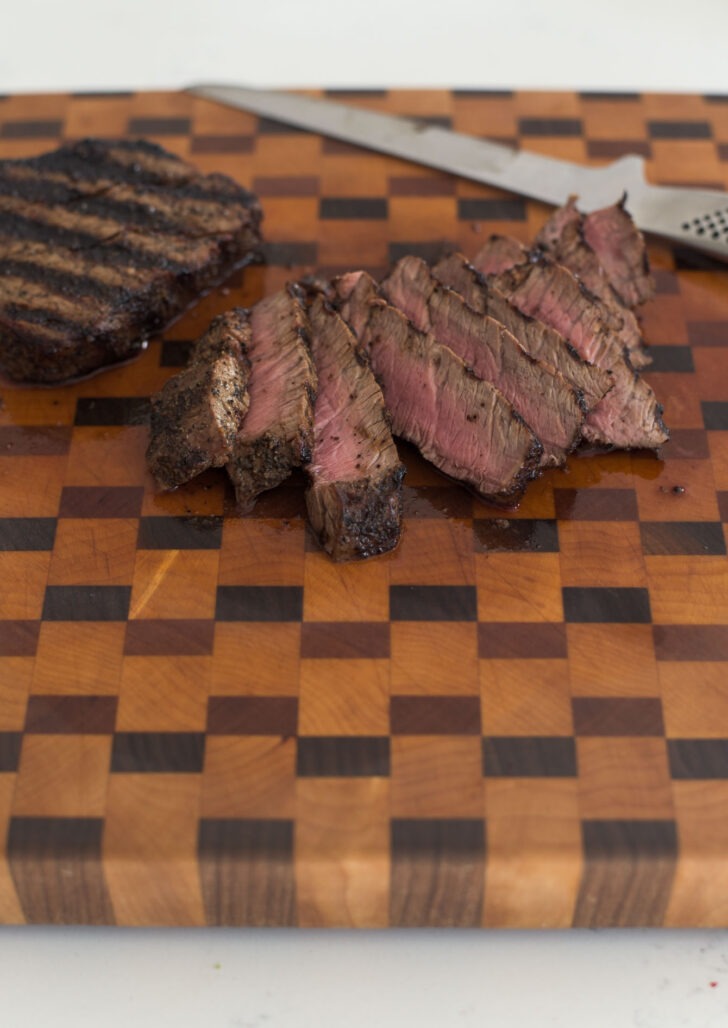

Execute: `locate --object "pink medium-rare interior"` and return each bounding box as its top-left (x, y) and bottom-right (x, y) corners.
top-left (308, 314), bottom-right (386, 484)
top-left (366, 314), bottom-right (528, 495)
top-left (239, 292), bottom-right (298, 437)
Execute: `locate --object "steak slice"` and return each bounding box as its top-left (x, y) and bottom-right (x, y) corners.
top-left (474, 234), bottom-right (526, 276)
top-left (0, 138), bottom-right (262, 383)
top-left (338, 272), bottom-right (543, 506)
top-left (333, 270), bottom-right (379, 338)
top-left (472, 239), bottom-right (668, 450)
top-left (432, 251), bottom-right (613, 409)
top-left (305, 295), bottom-right (405, 561)
top-left (226, 285), bottom-right (317, 511)
top-left (535, 197), bottom-right (651, 367)
top-left (146, 309), bottom-right (251, 490)
top-left (381, 256), bottom-right (586, 467)
top-left (582, 197), bottom-right (655, 308)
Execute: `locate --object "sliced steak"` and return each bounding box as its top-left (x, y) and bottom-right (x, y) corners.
top-left (226, 285), bottom-right (317, 511)
top-left (473, 234), bottom-right (526, 276)
top-left (0, 138), bottom-right (262, 383)
top-left (339, 272), bottom-right (543, 506)
top-left (432, 251), bottom-right (613, 409)
top-left (146, 309), bottom-right (251, 490)
top-left (535, 197), bottom-right (650, 366)
top-left (582, 197), bottom-right (655, 308)
top-left (381, 256), bottom-right (585, 466)
top-left (332, 270), bottom-right (376, 338)
top-left (472, 240), bottom-right (668, 450)
top-left (305, 295), bottom-right (405, 561)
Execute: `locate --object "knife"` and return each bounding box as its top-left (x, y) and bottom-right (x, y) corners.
top-left (187, 83), bottom-right (728, 262)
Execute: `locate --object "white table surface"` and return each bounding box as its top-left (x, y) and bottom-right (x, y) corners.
top-left (2, 1), bottom-right (728, 1024)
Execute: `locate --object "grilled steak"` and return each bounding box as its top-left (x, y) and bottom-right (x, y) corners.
top-left (473, 238), bottom-right (669, 450)
top-left (0, 138), bottom-right (262, 383)
top-left (337, 271), bottom-right (543, 506)
top-left (226, 285), bottom-right (317, 511)
top-left (146, 309), bottom-right (251, 490)
top-left (305, 295), bottom-right (405, 561)
top-left (381, 256), bottom-right (586, 467)
top-left (535, 197), bottom-right (650, 366)
top-left (432, 251), bottom-right (613, 409)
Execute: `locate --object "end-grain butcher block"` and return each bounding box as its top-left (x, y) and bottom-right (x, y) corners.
top-left (432, 251), bottom-right (613, 410)
top-left (146, 309), bottom-right (251, 490)
top-left (535, 197), bottom-right (652, 367)
top-left (226, 285), bottom-right (317, 511)
top-left (305, 295), bottom-right (405, 561)
top-left (0, 138), bottom-right (262, 382)
top-left (473, 237), bottom-right (669, 452)
top-left (381, 255), bottom-right (586, 467)
top-left (336, 271), bottom-right (543, 506)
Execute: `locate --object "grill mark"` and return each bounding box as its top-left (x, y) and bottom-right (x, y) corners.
top-left (4, 160), bottom-right (256, 210)
top-left (0, 200), bottom-right (214, 267)
top-left (0, 303), bottom-right (89, 337)
top-left (0, 172), bottom-right (83, 205)
top-left (0, 209), bottom-right (188, 271)
top-left (0, 174), bottom-right (217, 236)
top-left (1, 178), bottom-right (247, 241)
top-left (0, 257), bottom-right (128, 304)
top-left (5, 155), bottom-right (180, 195)
top-left (0, 139), bottom-right (263, 380)
top-left (90, 184), bottom-right (248, 233)
top-left (1, 240), bottom-right (148, 291)
top-left (2, 158), bottom-right (256, 224)
top-left (23, 139), bottom-right (193, 188)
top-left (14, 144), bottom-right (260, 208)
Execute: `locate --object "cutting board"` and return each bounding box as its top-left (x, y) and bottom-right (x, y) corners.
top-left (1, 88), bottom-right (727, 928)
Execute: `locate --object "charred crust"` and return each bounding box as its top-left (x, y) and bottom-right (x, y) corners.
top-left (306, 464), bottom-right (405, 561)
top-left (510, 406), bottom-right (542, 447)
top-left (353, 343), bottom-right (372, 368)
top-left (573, 387), bottom-right (589, 417)
top-left (563, 340), bottom-right (584, 363)
top-left (461, 254), bottom-right (489, 292)
top-left (486, 436), bottom-right (544, 509)
top-left (296, 323), bottom-right (313, 351)
top-left (288, 280), bottom-right (310, 304)
top-left (575, 275), bottom-right (600, 305)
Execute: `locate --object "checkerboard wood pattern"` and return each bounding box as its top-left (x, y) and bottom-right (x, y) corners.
top-left (1, 89), bottom-right (728, 928)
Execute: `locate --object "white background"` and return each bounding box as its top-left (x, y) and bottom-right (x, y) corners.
top-left (2, 1), bottom-right (728, 1024)
top-left (1, 0), bottom-right (728, 95)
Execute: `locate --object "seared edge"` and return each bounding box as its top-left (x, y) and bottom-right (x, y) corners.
top-left (146, 308), bottom-right (252, 490)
